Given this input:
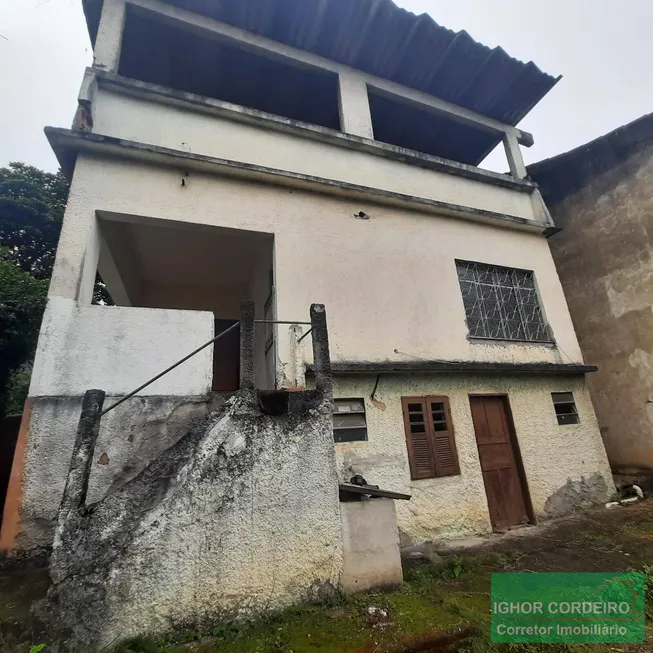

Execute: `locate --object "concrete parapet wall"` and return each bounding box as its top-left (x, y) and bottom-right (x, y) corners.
top-left (30, 297), bottom-right (214, 398)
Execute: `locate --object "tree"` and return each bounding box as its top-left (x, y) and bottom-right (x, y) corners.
top-left (0, 163), bottom-right (69, 279)
top-left (0, 256), bottom-right (48, 416)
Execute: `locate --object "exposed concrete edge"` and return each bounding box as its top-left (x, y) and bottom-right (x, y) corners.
top-left (306, 361), bottom-right (598, 375)
top-left (45, 127), bottom-right (551, 235)
top-left (91, 69), bottom-right (538, 193)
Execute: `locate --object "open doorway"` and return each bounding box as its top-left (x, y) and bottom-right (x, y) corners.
top-left (95, 212), bottom-right (275, 390)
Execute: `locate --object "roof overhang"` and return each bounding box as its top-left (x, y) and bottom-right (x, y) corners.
top-left (307, 360), bottom-right (598, 376)
top-left (81, 0), bottom-right (560, 166)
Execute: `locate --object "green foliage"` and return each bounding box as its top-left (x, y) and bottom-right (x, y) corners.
top-left (0, 163), bottom-right (68, 280)
top-left (29, 645), bottom-right (46, 653)
top-left (4, 368), bottom-right (31, 415)
top-left (0, 256), bottom-right (47, 416)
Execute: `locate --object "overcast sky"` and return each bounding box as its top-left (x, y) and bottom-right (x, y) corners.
top-left (0, 0), bottom-right (651, 172)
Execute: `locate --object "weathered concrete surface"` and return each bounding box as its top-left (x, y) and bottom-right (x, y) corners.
top-left (30, 297), bottom-right (214, 397)
top-left (1, 394), bottom-right (230, 553)
top-left (543, 473), bottom-right (610, 518)
top-left (48, 153), bottom-right (583, 389)
top-left (542, 145), bottom-right (653, 472)
top-left (32, 390), bottom-right (342, 651)
top-left (331, 373), bottom-right (613, 543)
top-left (340, 498), bottom-right (402, 594)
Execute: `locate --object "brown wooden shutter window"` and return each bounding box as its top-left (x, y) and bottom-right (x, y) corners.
top-left (402, 396), bottom-right (460, 480)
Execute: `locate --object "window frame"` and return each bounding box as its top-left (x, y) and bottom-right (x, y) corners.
top-left (401, 395), bottom-right (460, 480)
top-left (455, 259), bottom-right (553, 344)
top-left (551, 392), bottom-right (580, 426)
top-left (333, 398), bottom-right (368, 443)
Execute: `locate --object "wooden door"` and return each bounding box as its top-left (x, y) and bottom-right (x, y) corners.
top-left (470, 395), bottom-right (529, 532)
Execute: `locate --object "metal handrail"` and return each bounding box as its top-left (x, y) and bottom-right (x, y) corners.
top-left (100, 321), bottom-right (240, 417)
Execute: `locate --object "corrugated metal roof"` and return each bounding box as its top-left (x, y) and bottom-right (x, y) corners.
top-left (82, 0), bottom-right (560, 166)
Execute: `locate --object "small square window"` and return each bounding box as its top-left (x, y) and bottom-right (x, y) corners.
top-left (552, 392), bottom-right (580, 425)
top-left (333, 399), bottom-right (367, 442)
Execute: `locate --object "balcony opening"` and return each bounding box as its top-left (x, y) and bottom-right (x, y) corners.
top-left (95, 212), bottom-right (275, 390)
top-left (119, 6), bottom-right (340, 131)
top-left (368, 88), bottom-right (510, 172)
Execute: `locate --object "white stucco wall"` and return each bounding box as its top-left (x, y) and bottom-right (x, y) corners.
top-left (91, 88), bottom-right (537, 222)
top-left (331, 374), bottom-right (613, 543)
top-left (30, 297), bottom-right (214, 397)
top-left (48, 154), bottom-right (583, 391)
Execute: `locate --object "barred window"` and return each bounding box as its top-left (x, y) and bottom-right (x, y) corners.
top-left (456, 260), bottom-right (550, 342)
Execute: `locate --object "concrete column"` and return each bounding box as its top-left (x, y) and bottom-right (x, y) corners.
top-left (93, 0), bottom-right (127, 72)
top-left (310, 304), bottom-right (332, 400)
top-left (58, 390), bottom-right (106, 518)
top-left (338, 72), bottom-right (374, 140)
top-left (48, 165), bottom-right (98, 303)
top-left (503, 131), bottom-right (528, 179)
top-left (78, 215), bottom-right (101, 305)
top-left (239, 300), bottom-right (256, 390)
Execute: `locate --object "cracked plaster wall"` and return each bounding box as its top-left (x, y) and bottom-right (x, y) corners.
top-left (34, 392), bottom-right (343, 652)
top-left (4, 394), bottom-right (228, 552)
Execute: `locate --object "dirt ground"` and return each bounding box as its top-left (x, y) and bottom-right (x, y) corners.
top-left (2, 500), bottom-right (653, 653)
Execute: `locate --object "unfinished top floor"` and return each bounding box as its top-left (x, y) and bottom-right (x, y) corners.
top-left (64, 0), bottom-right (560, 228)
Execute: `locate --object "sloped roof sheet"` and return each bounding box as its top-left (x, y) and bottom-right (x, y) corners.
top-left (82, 0), bottom-right (560, 165)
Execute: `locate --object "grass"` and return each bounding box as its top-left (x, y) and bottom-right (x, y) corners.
top-left (7, 503), bottom-right (653, 652)
top-left (112, 551), bottom-right (638, 653)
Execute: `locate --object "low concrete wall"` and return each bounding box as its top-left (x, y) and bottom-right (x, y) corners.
top-left (1, 394), bottom-right (227, 552)
top-left (33, 391), bottom-right (343, 651)
top-left (30, 297), bottom-right (214, 397)
top-left (332, 373), bottom-right (613, 544)
top-left (340, 499), bottom-right (402, 594)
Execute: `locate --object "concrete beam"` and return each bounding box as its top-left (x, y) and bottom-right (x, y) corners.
top-left (92, 69), bottom-right (537, 192)
top-left (125, 0), bottom-right (532, 147)
top-left (93, 0), bottom-right (126, 72)
top-left (46, 127), bottom-right (552, 236)
top-left (338, 73), bottom-right (374, 140)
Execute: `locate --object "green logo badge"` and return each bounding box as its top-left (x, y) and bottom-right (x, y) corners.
top-left (491, 572), bottom-right (645, 643)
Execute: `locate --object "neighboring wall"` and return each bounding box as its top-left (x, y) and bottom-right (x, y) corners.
top-left (542, 145), bottom-right (653, 472)
top-left (332, 373), bottom-right (612, 543)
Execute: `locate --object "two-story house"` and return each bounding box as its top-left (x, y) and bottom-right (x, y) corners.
top-left (0, 0), bottom-right (613, 554)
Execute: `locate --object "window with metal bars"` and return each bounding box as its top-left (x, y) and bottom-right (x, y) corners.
top-left (333, 399), bottom-right (367, 443)
top-left (552, 392), bottom-right (580, 425)
top-left (455, 260), bottom-right (551, 342)
top-left (401, 396), bottom-right (460, 480)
